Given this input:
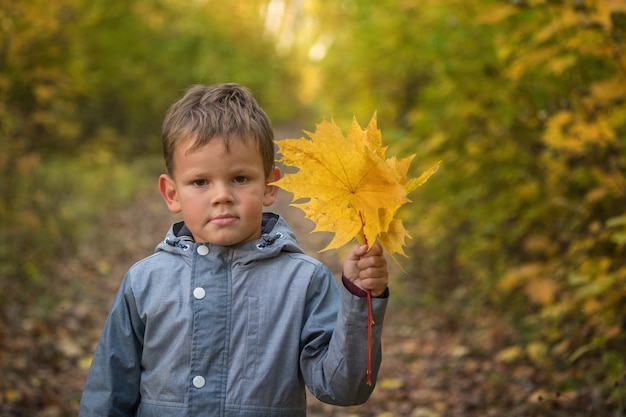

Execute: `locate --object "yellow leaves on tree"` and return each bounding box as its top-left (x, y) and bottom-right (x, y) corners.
top-left (273, 113), bottom-right (440, 262)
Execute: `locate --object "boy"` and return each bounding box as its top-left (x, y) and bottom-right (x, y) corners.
top-left (79, 83), bottom-right (389, 417)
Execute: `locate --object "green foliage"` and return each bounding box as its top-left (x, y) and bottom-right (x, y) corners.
top-left (311, 0), bottom-right (626, 405)
top-left (0, 0), bottom-right (299, 155)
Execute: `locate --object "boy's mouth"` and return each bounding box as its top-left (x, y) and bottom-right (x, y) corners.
top-left (210, 214), bottom-right (237, 226)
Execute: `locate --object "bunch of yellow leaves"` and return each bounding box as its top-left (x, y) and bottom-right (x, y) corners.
top-left (273, 112), bottom-right (440, 263)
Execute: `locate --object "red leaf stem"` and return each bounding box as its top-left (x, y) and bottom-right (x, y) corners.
top-left (359, 211), bottom-right (374, 386)
top-left (366, 290), bottom-right (373, 386)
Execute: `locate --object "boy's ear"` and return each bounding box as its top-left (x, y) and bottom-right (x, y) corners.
top-left (263, 167), bottom-right (281, 206)
top-left (159, 174), bottom-right (182, 213)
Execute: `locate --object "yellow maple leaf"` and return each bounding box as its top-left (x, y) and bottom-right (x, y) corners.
top-left (273, 112), bottom-right (440, 261)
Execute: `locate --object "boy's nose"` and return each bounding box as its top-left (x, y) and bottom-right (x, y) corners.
top-left (211, 182), bottom-right (234, 204)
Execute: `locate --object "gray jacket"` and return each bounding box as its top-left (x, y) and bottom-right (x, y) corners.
top-left (79, 213), bottom-right (388, 417)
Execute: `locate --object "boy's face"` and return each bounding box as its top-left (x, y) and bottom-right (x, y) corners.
top-left (159, 137), bottom-right (279, 246)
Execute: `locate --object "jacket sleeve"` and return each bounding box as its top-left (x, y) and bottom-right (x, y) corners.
top-left (79, 272), bottom-right (145, 417)
top-left (299, 264), bottom-right (388, 406)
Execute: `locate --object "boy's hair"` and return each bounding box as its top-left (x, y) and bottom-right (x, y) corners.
top-left (162, 83), bottom-right (275, 176)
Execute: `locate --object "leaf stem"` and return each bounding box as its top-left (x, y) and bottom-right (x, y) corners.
top-left (359, 210), bottom-right (374, 386)
top-left (366, 290), bottom-right (373, 386)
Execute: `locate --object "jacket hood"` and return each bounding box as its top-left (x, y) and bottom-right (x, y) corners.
top-left (155, 212), bottom-right (304, 263)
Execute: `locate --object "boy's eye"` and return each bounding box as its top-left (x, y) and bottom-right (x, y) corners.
top-left (193, 179), bottom-right (208, 186)
top-left (233, 176), bottom-right (248, 184)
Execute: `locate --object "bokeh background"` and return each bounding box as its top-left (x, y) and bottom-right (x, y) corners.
top-left (1, 1), bottom-right (625, 416)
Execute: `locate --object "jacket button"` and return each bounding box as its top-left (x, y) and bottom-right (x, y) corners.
top-left (193, 287), bottom-right (206, 299)
top-left (192, 376), bottom-right (205, 388)
top-left (197, 245), bottom-right (209, 256)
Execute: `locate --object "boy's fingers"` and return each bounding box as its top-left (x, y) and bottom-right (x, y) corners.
top-left (362, 243), bottom-right (383, 258)
top-left (347, 244), bottom-right (369, 261)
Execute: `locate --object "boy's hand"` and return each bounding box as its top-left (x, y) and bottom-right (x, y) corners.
top-left (343, 243), bottom-right (389, 297)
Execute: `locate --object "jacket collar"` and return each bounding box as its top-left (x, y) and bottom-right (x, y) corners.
top-left (157, 212), bottom-right (303, 262)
